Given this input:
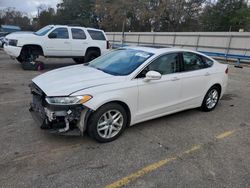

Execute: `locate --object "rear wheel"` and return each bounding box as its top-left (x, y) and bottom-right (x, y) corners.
top-left (73, 58), bottom-right (85, 64)
top-left (201, 86), bottom-right (220, 112)
top-left (87, 103), bottom-right (127, 143)
top-left (85, 50), bottom-right (100, 63)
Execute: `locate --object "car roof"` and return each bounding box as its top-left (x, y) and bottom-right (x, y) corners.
top-left (123, 46), bottom-right (203, 55)
top-left (51, 25), bottom-right (104, 32)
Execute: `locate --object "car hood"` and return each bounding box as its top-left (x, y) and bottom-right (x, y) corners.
top-left (32, 65), bottom-right (126, 96)
top-left (6, 32), bottom-right (35, 40)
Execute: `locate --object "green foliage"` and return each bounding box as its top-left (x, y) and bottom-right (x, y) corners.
top-left (201, 0), bottom-right (250, 31)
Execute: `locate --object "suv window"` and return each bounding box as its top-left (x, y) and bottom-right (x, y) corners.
top-left (87, 30), bottom-right (106, 40)
top-left (71, 28), bottom-right (86, 39)
top-left (137, 53), bottom-right (180, 78)
top-left (182, 52), bottom-right (212, 71)
top-left (50, 28), bottom-right (69, 39)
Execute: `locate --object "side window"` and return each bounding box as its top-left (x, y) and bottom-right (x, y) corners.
top-left (202, 56), bottom-right (214, 68)
top-left (182, 52), bottom-right (211, 71)
top-left (87, 30), bottom-right (106, 40)
top-left (137, 53), bottom-right (180, 78)
top-left (71, 28), bottom-right (86, 39)
top-left (50, 28), bottom-right (69, 39)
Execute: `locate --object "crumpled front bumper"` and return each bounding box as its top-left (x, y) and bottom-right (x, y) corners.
top-left (29, 83), bottom-right (92, 136)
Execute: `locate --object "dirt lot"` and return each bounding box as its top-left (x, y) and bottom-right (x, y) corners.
top-left (0, 50), bottom-right (249, 188)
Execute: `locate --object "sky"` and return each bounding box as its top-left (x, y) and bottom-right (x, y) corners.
top-left (0, 0), bottom-right (62, 17)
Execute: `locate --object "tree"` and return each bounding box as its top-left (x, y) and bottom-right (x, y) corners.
top-left (55, 0), bottom-right (98, 27)
top-left (201, 0), bottom-right (250, 31)
top-left (38, 8), bottom-right (56, 28)
top-left (0, 8), bottom-right (32, 30)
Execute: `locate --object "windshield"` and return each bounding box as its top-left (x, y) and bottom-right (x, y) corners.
top-left (88, 49), bottom-right (153, 76)
top-left (35, 25), bottom-right (54, 36)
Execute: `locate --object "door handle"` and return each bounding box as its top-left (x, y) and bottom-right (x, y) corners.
top-left (171, 77), bottom-right (180, 81)
top-left (64, 41), bottom-right (70, 44)
top-left (204, 72), bottom-right (210, 76)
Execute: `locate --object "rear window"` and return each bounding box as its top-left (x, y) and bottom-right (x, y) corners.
top-left (87, 30), bottom-right (106, 40)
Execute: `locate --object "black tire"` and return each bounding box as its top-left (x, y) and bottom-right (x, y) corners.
top-left (87, 103), bottom-right (128, 143)
top-left (21, 61), bottom-right (44, 71)
top-left (17, 47), bottom-right (38, 65)
top-left (16, 55), bottom-right (24, 63)
top-left (73, 58), bottom-right (85, 64)
top-left (201, 85), bottom-right (221, 112)
top-left (85, 50), bottom-right (100, 63)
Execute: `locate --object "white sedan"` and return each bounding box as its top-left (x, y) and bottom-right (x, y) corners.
top-left (30, 47), bottom-right (228, 142)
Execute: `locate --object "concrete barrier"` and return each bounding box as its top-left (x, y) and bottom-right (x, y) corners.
top-left (106, 32), bottom-right (250, 62)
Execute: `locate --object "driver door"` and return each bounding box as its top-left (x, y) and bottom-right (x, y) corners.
top-left (45, 27), bottom-right (72, 56)
top-left (135, 53), bottom-right (182, 122)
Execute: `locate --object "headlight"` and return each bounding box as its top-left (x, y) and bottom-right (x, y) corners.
top-left (45, 95), bottom-right (92, 105)
top-left (9, 39), bottom-right (18, 46)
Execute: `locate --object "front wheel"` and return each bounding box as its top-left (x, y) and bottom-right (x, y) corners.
top-left (201, 86), bottom-right (220, 112)
top-left (87, 103), bottom-right (127, 143)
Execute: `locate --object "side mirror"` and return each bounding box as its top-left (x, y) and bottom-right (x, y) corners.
top-left (48, 33), bottom-right (57, 39)
top-left (144, 71), bottom-right (162, 82)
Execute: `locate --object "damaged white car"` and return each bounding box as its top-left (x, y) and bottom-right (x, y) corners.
top-left (30, 47), bottom-right (228, 142)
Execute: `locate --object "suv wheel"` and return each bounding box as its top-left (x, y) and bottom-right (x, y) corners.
top-left (73, 58), bottom-right (85, 64)
top-left (85, 50), bottom-right (100, 63)
top-left (87, 103), bottom-right (127, 143)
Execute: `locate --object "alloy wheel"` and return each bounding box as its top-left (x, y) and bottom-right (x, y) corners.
top-left (97, 110), bottom-right (124, 139)
top-left (206, 89), bottom-right (219, 109)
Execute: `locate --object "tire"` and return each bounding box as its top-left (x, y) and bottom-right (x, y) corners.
top-left (21, 61), bottom-right (44, 71)
top-left (201, 86), bottom-right (221, 112)
top-left (73, 58), bottom-right (85, 64)
top-left (16, 47), bottom-right (38, 70)
top-left (16, 56), bottom-right (24, 63)
top-left (87, 103), bottom-right (128, 143)
top-left (85, 50), bottom-right (100, 63)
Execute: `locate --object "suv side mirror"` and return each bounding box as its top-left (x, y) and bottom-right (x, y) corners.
top-left (144, 71), bottom-right (162, 82)
top-left (48, 33), bottom-right (57, 39)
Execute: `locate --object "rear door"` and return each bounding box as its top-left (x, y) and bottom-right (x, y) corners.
top-left (87, 29), bottom-right (108, 54)
top-left (45, 27), bottom-right (71, 56)
top-left (71, 28), bottom-right (88, 57)
top-left (178, 52), bottom-right (214, 107)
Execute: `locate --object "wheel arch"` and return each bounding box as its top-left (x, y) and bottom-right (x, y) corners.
top-left (85, 46), bottom-right (101, 56)
top-left (21, 44), bottom-right (44, 56)
top-left (202, 83), bottom-right (222, 106)
top-left (209, 83), bottom-right (222, 96)
top-left (88, 100), bottom-right (131, 127)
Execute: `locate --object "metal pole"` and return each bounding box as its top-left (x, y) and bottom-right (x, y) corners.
top-left (173, 34), bottom-right (176, 47)
top-left (137, 34), bottom-right (140, 46)
top-left (196, 35), bottom-right (200, 51)
top-left (121, 19), bottom-right (125, 46)
top-left (226, 35), bottom-right (232, 61)
top-left (152, 33), bottom-right (156, 46)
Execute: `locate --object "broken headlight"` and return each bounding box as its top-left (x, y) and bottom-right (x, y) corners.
top-left (45, 95), bottom-right (92, 105)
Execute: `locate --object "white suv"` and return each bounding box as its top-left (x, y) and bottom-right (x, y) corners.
top-left (4, 25), bottom-right (110, 69)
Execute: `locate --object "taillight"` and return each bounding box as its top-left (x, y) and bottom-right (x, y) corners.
top-left (225, 67), bottom-right (229, 74)
top-left (106, 41), bottom-right (110, 49)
